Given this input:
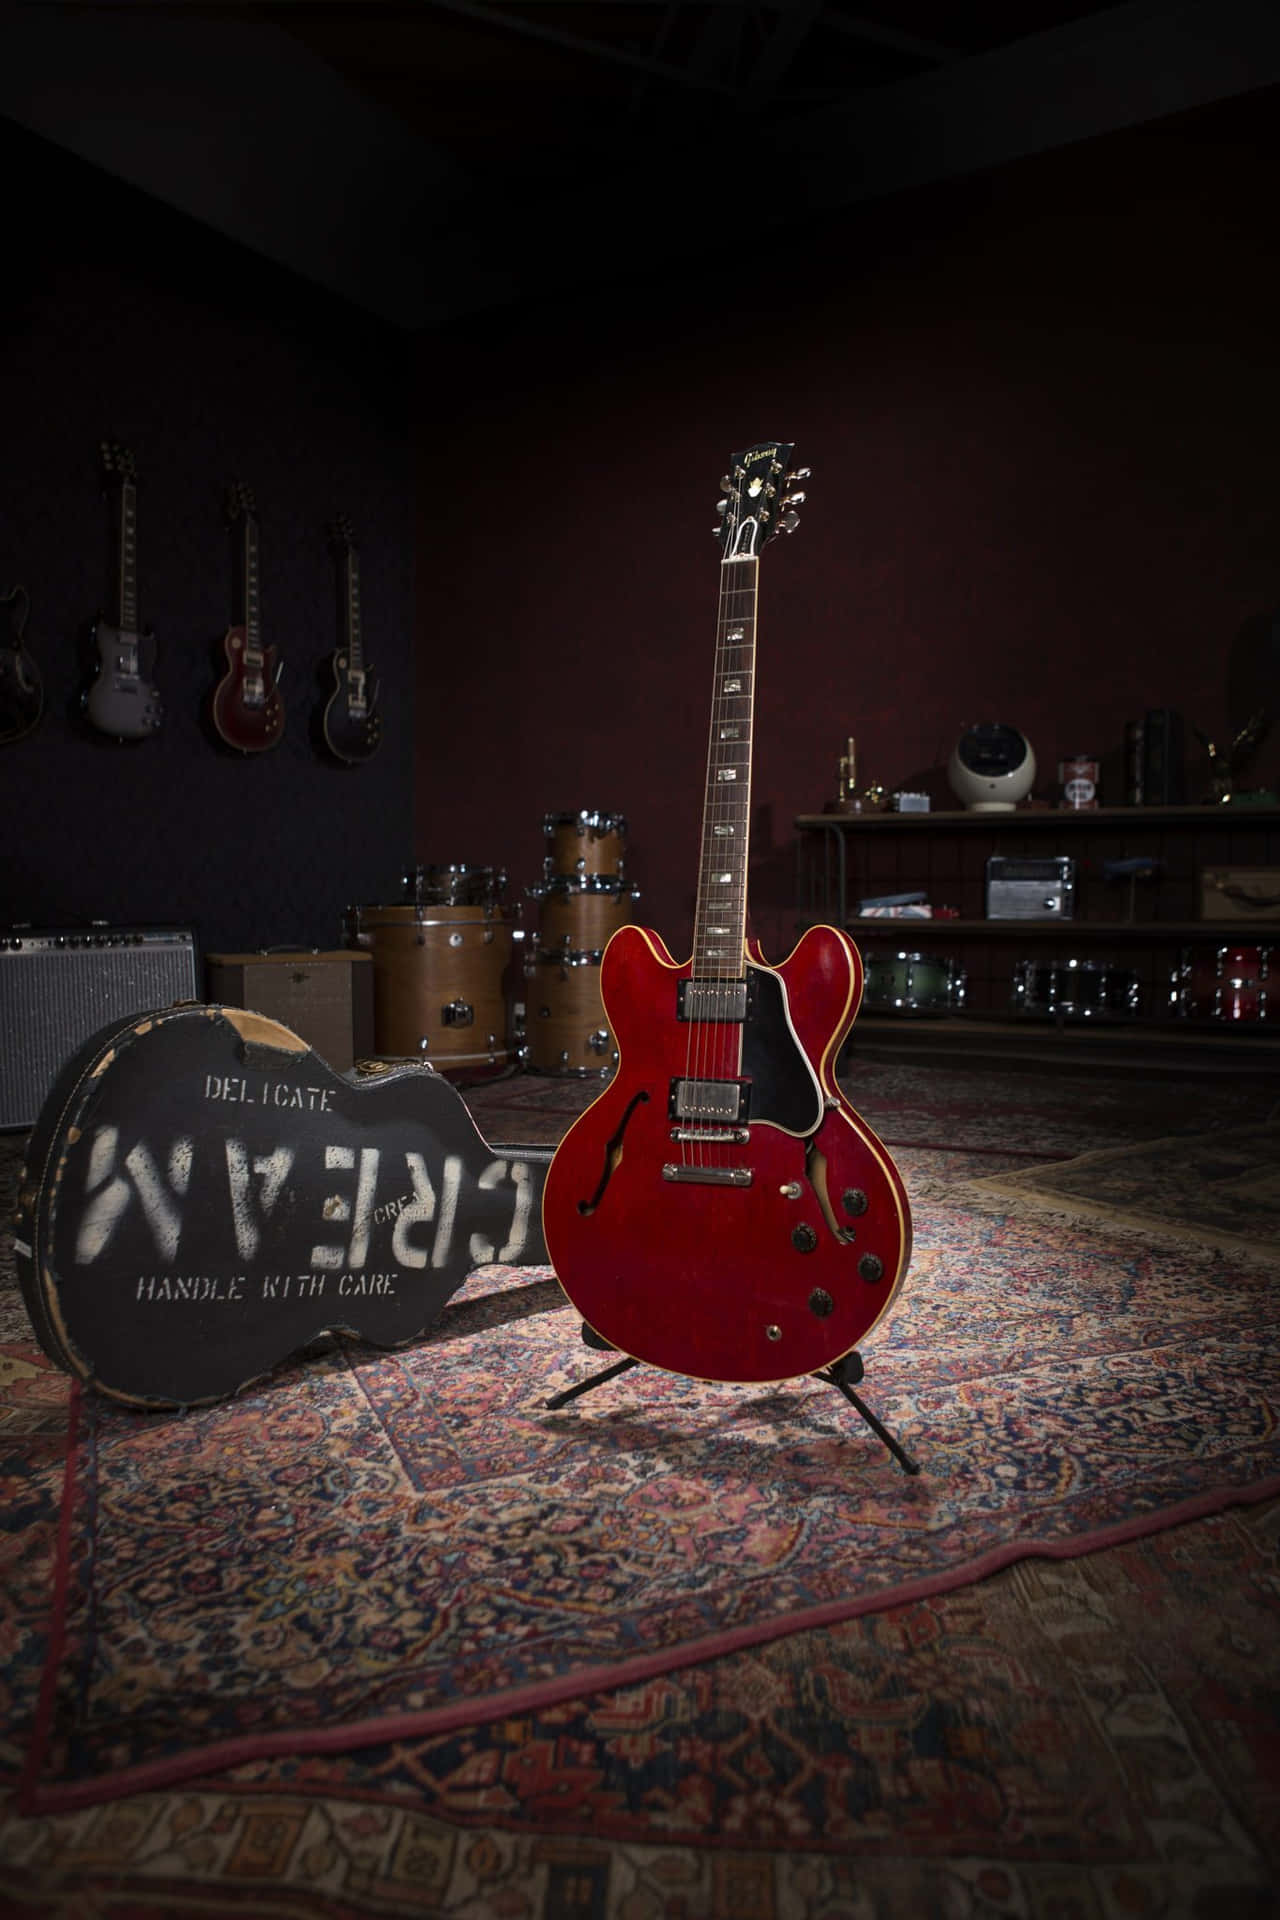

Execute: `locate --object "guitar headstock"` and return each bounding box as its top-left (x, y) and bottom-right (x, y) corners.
top-left (226, 480), bottom-right (258, 523)
top-left (100, 441), bottom-right (137, 486)
top-left (328, 514), bottom-right (357, 555)
top-left (714, 441), bottom-right (809, 561)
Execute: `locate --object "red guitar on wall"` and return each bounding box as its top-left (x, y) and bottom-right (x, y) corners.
top-left (211, 482), bottom-right (284, 752)
top-left (541, 441), bottom-right (912, 1386)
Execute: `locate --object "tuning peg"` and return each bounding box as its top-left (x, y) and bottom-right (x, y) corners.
top-left (780, 510), bottom-right (801, 533)
top-left (715, 498), bottom-right (729, 516)
top-left (786, 466), bottom-right (811, 484)
top-left (719, 473), bottom-right (732, 492)
top-left (782, 490), bottom-right (806, 508)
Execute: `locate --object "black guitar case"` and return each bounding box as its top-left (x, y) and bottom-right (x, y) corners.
top-left (12, 1002), bottom-right (552, 1408)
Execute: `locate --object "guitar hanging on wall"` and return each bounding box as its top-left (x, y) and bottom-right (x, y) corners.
top-left (541, 441), bottom-right (912, 1386)
top-left (322, 515), bottom-right (381, 764)
top-left (0, 584), bottom-right (43, 745)
top-left (211, 481), bottom-right (284, 752)
top-left (83, 441), bottom-right (163, 740)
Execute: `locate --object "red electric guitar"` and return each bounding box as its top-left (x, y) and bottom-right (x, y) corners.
top-left (542, 441), bottom-right (912, 1385)
top-left (211, 482), bottom-right (284, 752)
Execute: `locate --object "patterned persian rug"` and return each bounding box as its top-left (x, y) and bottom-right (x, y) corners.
top-left (3, 1057), bottom-right (1279, 1915)
top-left (972, 1123), bottom-right (1280, 1263)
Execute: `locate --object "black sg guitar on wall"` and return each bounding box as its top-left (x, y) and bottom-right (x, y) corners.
top-left (83, 442), bottom-right (163, 741)
top-left (322, 515), bottom-right (381, 764)
top-left (0, 584), bottom-right (43, 745)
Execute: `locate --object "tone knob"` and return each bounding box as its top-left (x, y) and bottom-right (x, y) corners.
top-left (791, 1223), bottom-right (818, 1254)
top-left (858, 1253), bottom-right (884, 1283)
top-left (807, 1288), bottom-right (834, 1318)
top-left (842, 1189), bottom-right (868, 1217)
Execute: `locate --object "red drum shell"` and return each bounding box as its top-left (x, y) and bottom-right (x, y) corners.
top-left (1176, 944), bottom-right (1270, 1023)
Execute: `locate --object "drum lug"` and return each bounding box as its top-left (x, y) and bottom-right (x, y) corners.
top-left (586, 1028), bottom-right (611, 1055)
top-left (441, 999), bottom-right (475, 1028)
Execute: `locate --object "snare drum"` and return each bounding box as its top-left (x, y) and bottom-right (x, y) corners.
top-left (524, 949), bottom-right (617, 1075)
top-left (543, 809), bottom-right (628, 879)
top-left (530, 873), bottom-right (639, 953)
top-left (1171, 945), bottom-right (1270, 1022)
top-left (403, 863), bottom-right (505, 908)
top-left (862, 950), bottom-right (966, 1015)
top-left (348, 902), bottom-right (517, 1069)
top-left (1012, 957), bottom-right (1141, 1020)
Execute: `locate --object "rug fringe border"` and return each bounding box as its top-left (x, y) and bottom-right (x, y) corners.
top-left (20, 1469), bottom-right (1280, 1817)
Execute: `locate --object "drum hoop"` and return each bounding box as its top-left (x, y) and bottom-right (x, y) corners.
top-left (543, 810), bottom-right (628, 833)
top-left (542, 874), bottom-right (633, 897)
top-left (355, 906), bottom-right (517, 930)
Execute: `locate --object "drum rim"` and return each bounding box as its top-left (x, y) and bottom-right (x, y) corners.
top-left (538, 874), bottom-right (636, 897)
top-left (352, 905), bottom-right (518, 928)
top-left (543, 809), bottom-right (628, 828)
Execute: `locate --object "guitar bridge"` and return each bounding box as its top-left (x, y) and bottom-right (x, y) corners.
top-left (669, 1126), bottom-right (750, 1145)
top-left (662, 1163), bottom-right (752, 1188)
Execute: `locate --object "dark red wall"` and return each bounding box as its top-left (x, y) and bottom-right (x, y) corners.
top-left (413, 90), bottom-right (1280, 961)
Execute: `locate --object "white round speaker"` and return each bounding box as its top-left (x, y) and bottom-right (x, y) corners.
top-left (948, 723), bottom-right (1036, 811)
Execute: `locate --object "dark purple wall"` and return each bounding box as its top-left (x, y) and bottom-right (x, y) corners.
top-left (413, 90), bottom-right (1280, 961)
top-left (0, 120), bottom-right (414, 962)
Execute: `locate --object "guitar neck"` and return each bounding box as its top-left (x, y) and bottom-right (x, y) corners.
top-left (239, 512), bottom-right (263, 662)
top-left (344, 548), bottom-right (363, 671)
top-left (691, 552), bottom-right (757, 977)
top-left (113, 477), bottom-right (139, 632)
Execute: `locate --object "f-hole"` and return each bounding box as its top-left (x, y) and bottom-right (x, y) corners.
top-left (578, 1089), bottom-right (650, 1215)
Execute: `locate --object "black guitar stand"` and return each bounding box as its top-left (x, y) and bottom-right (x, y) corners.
top-left (546, 1325), bottom-right (921, 1475)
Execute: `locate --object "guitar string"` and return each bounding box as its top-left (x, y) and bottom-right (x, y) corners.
top-left (684, 474), bottom-right (732, 1171)
top-left (686, 462), bottom-right (758, 1172)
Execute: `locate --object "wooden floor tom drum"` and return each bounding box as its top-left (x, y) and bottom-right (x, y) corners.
top-left (524, 949), bottom-right (617, 1076)
top-left (348, 902), bottom-right (516, 1069)
top-left (543, 809), bottom-right (628, 880)
top-left (532, 873), bottom-right (639, 953)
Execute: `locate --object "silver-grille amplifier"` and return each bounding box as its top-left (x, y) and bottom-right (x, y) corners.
top-left (0, 926), bottom-right (198, 1129)
top-left (985, 856), bottom-right (1076, 921)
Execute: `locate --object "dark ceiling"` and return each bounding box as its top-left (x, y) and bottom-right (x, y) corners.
top-left (3, 1), bottom-right (1279, 326)
top-left (272, 1), bottom-right (1110, 191)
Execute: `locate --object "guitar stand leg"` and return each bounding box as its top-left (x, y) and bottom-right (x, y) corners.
top-left (820, 1352), bottom-right (921, 1475)
top-left (546, 1354), bottom-right (639, 1410)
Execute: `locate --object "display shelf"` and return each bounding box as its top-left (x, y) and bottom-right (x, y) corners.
top-left (822, 919), bottom-right (1277, 943)
top-left (795, 803), bottom-right (1278, 1047)
top-left (796, 805), bottom-right (1280, 832)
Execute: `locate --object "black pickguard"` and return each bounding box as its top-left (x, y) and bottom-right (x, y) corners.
top-left (740, 963), bottom-right (825, 1134)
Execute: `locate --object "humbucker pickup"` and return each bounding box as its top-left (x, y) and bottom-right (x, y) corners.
top-left (668, 1077), bottom-right (750, 1124)
top-left (678, 978), bottom-right (750, 1023)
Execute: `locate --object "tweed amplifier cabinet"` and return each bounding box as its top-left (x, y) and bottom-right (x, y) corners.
top-left (985, 856), bottom-right (1076, 920)
top-left (204, 950), bottom-right (374, 1070)
top-left (0, 926), bottom-right (198, 1129)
